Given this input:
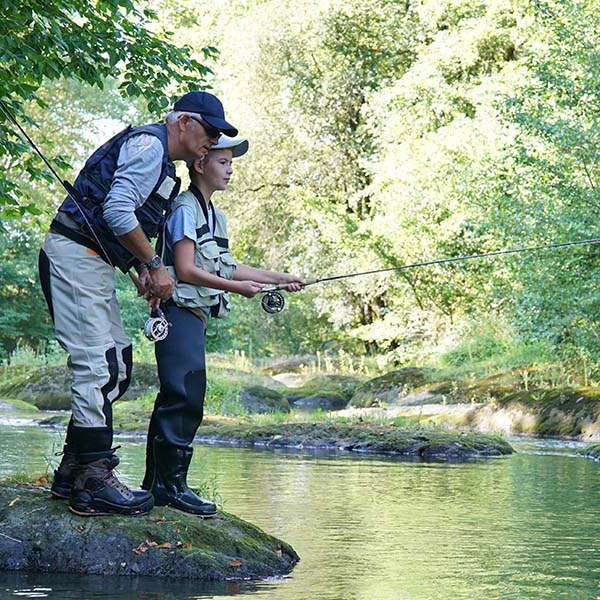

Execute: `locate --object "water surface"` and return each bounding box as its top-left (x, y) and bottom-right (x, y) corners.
top-left (0, 422), bottom-right (599, 599)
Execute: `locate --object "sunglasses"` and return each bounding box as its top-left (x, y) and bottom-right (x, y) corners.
top-left (187, 115), bottom-right (221, 139)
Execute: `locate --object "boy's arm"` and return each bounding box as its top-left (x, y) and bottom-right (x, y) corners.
top-left (234, 264), bottom-right (305, 291)
top-left (174, 239), bottom-right (264, 298)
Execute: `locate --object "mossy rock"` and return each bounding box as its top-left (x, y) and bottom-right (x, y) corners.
top-left (0, 398), bottom-right (39, 413)
top-left (0, 366), bottom-right (73, 410)
top-left (349, 368), bottom-right (437, 408)
top-left (0, 483), bottom-right (298, 579)
top-left (196, 421), bottom-right (514, 459)
top-left (0, 364), bottom-right (159, 411)
top-left (288, 393), bottom-right (348, 411)
top-left (260, 356), bottom-right (318, 375)
top-left (239, 387), bottom-right (290, 414)
top-left (462, 387), bottom-right (600, 438)
top-left (579, 444), bottom-right (600, 461)
top-left (284, 374), bottom-right (364, 411)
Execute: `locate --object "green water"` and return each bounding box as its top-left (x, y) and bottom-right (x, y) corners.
top-left (0, 421), bottom-right (599, 599)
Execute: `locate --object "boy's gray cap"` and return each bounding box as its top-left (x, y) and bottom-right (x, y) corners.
top-left (213, 136), bottom-right (249, 157)
top-left (186, 137), bottom-right (249, 168)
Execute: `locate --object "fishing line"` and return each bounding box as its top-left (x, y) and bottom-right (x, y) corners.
top-left (0, 98), bottom-right (116, 269)
top-left (0, 98), bottom-right (172, 340)
top-left (260, 236), bottom-right (600, 313)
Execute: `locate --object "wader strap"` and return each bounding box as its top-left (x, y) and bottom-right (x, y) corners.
top-left (50, 219), bottom-right (111, 266)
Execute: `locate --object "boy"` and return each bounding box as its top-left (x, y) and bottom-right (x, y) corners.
top-left (142, 136), bottom-right (304, 516)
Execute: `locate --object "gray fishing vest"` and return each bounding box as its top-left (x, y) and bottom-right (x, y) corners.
top-left (164, 189), bottom-right (236, 318)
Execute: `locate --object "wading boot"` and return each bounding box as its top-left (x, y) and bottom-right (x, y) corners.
top-left (69, 454), bottom-right (154, 517)
top-left (150, 438), bottom-right (216, 518)
top-left (50, 446), bottom-right (77, 499)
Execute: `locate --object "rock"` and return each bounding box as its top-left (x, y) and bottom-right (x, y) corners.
top-left (579, 444), bottom-right (600, 461)
top-left (0, 364), bottom-right (159, 411)
top-left (0, 483), bottom-right (299, 579)
top-left (260, 356), bottom-right (317, 375)
top-left (239, 387), bottom-right (291, 414)
top-left (349, 368), bottom-right (436, 408)
top-left (282, 374), bottom-right (363, 411)
top-left (196, 421), bottom-right (514, 458)
top-left (0, 398), bottom-right (39, 413)
top-left (288, 393), bottom-right (348, 411)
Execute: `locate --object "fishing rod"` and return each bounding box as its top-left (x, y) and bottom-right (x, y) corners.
top-left (0, 98), bottom-right (171, 341)
top-left (260, 236), bottom-right (600, 313)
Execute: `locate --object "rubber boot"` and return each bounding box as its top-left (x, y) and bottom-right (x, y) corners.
top-left (69, 454), bottom-right (154, 517)
top-left (50, 445), bottom-right (77, 499)
top-left (150, 438), bottom-right (216, 517)
top-left (141, 412), bottom-right (159, 491)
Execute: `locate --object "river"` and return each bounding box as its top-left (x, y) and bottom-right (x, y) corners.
top-left (0, 420), bottom-right (599, 599)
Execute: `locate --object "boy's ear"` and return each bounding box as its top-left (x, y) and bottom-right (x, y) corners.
top-left (193, 158), bottom-right (205, 175)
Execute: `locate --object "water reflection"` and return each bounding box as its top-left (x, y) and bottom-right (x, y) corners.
top-left (1, 425), bottom-right (600, 599)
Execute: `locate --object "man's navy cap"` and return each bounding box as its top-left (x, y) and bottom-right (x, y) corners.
top-left (174, 91), bottom-right (238, 137)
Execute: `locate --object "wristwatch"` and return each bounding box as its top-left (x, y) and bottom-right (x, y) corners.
top-left (144, 255), bottom-right (163, 270)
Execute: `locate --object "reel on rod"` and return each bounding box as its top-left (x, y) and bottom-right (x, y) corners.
top-left (261, 290), bottom-right (285, 314)
top-left (143, 308), bottom-right (171, 342)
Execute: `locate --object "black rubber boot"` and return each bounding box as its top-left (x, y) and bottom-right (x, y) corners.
top-left (150, 438), bottom-right (216, 517)
top-left (141, 411), bottom-right (159, 491)
top-left (50, 445), bottom-right (77, 499)
top-left (69, 454), bottom-right (154, 517)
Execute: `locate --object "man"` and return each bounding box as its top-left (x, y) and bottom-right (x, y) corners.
top-left (38, 91), bottom-right (238, 516)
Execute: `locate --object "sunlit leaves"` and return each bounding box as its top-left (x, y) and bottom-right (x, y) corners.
top-left (0, 0), bottom-right (215, 217)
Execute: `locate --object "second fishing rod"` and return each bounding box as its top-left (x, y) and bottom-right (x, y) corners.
top-left (259, 236), bottom-right (600, 313)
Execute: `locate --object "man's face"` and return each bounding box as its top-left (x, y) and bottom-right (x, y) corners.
top-left (197, 149), bottom-right (234, 191)
top-left (179, 114), bottom-right (221, 160)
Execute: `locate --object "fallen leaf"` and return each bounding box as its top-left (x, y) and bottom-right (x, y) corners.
top-left (228, 559), bottom-right (242, 567)
top-left (276, 544), bottom-right (283, 557)
top-left (153, 543), bottom-right (172, 550)
top-left (7, 497), bottom-right (20, 508)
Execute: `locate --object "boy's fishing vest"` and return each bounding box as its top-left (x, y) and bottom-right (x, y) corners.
top-left (55, 123), bottom-right (180, 272)
top-left (165, 189), bottom-right (236, 317)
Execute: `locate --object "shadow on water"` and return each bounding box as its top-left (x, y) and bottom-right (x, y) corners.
top-left (0, 571), bottom-right (269, 598)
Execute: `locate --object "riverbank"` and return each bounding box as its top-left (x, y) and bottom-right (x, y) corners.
top-left (5, 357), bottom-right (600, 459)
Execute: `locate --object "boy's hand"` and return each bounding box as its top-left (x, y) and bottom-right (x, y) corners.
top-left (278, 273), bottom-right (305, 292)
top-left (235, 280), bottom-right (264, 298)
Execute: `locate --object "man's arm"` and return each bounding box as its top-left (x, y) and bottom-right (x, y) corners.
top-left (103, 133), bottom-right (173, 299)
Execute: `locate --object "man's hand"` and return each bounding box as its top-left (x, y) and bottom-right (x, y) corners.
top-left (148, 264), bottom-right (174, 300)
top-left (234, 280), bottom-right (264, 298)
top-left (137, 268), bottom-right (152, 296)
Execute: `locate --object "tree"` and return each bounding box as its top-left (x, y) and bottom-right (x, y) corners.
top-left (0, 0), bottom-right (216, 218)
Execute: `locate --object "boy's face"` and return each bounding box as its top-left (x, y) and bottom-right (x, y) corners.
top-left (198, 149), bottom-right (234, 191)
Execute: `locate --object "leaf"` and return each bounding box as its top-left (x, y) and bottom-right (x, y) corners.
top-left (228, 559), bottom-right (242, 567)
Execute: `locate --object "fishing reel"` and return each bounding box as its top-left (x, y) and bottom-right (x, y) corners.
top-left (143, 308), bottom-right (171, 342)
top-left (261, 290), bottom-right (285, 314)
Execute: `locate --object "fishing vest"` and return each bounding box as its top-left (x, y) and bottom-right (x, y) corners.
top-left (165, 188), bottom-right (236, 318)
top-left (56, 123), bottom-right (180, 272)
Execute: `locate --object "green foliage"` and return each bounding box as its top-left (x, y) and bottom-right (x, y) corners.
top-left (4, 0), bottom-right (600, 371)
top-left (0, 0), bottom-right (215, 216)
top-left (0, 227), bottom-right (53, 358)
